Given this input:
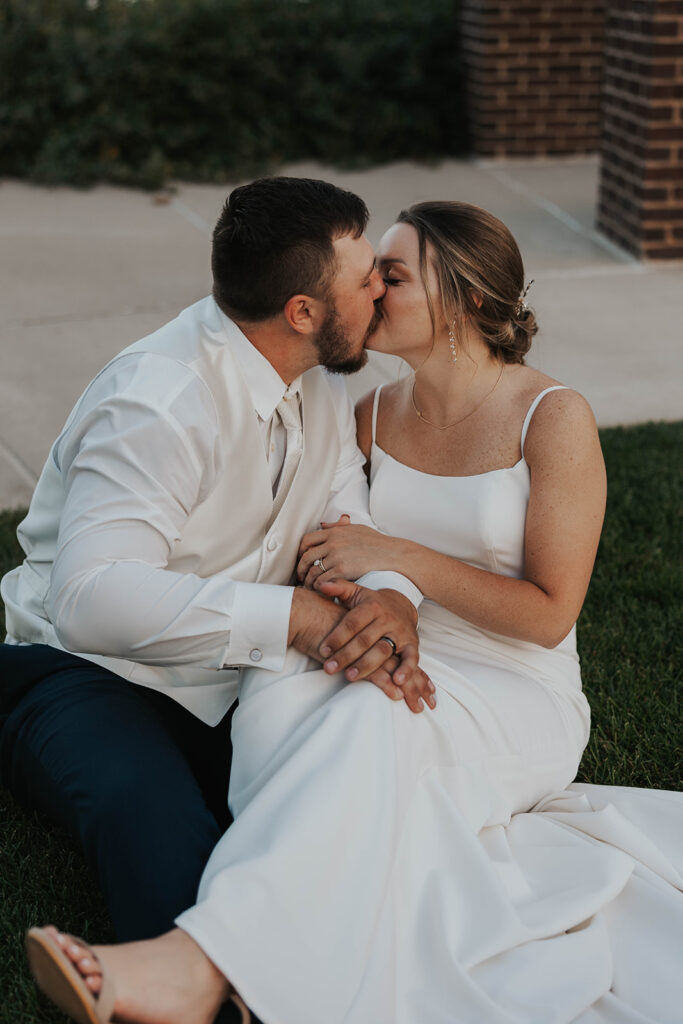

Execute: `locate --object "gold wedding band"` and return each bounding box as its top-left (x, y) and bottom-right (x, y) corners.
top-left (314, 557), bottom-right (327, 573)
top-left (380, 635), bottom-right (397, 656)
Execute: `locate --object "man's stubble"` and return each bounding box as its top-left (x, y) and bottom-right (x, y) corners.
top-left (314, 302), bottom-right (383, 376)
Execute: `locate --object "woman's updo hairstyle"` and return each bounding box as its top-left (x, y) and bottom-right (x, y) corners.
top-left (396, 201), bottom-right (538, 364)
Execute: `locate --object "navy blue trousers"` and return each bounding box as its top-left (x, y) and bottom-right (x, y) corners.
top-left (0, 643), bottom-right (234, 942)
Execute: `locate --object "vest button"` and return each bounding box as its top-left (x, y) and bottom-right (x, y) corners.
top-left (267, 536), bottom-right (279, 551)
top-left (249, 648), bottom-right (263, 663)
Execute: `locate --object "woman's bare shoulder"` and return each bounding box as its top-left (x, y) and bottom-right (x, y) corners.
top-left (523, 386), bottom-right (600, 471)
top-left (355, 386), bottom-right (376, 420)
top-left (355, 388), bottom-right (378, 461)
top-left (510, 364), bottom-right (562, 399)
top-left (507, 366), bottom-right (588, 418)
top-left (354, 381), bottom-right (405, 452)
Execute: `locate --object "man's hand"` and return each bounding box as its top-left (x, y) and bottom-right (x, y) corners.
top-left (287, 588), bottom-right (434, 713)
top-left (317, 580), bottom-right (435, 713)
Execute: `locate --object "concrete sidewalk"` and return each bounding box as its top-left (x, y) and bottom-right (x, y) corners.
top-left (1, 156), bottom-right (681, 509)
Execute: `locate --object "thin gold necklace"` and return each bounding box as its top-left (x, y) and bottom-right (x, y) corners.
top-left (411, 363), bottom-right (504, 430)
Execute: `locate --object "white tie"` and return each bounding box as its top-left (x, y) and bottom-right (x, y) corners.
top-left (271, 388), bottom-right (302, 517)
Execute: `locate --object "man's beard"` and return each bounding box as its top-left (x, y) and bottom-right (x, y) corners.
top-left (313, 302), bottom-right (381, 375)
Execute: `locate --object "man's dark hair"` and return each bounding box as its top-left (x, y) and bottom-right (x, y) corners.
top-left (211, 177), bottom-right (369, 322)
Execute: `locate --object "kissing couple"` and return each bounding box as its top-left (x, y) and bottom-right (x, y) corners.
top-left (2, 177), bottom-right (682, 1023)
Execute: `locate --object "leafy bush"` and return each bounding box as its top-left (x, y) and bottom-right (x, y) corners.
top-left (0, 0), bottom-right (467, 188)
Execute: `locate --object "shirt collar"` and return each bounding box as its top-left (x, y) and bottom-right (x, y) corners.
top-left (216, 304), bottom-right (302, 422)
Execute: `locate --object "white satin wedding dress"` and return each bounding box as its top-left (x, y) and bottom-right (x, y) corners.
top-left (177, 387), bottom-right (683, 1024)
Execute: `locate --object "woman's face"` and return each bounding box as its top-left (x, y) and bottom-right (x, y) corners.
top-left (367, 222), bottom-right (445, 363)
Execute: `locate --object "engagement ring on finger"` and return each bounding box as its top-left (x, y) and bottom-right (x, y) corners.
top-left (380, 635), bottom-right (397, 655)
top-left (314, 557), bottom-right (327, 572)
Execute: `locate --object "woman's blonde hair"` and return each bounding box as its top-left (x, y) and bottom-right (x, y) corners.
top-left (397, 201), bottom-right (538, 364)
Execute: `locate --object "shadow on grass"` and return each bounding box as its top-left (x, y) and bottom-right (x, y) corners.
top-left (0, 420), bottom-right (681, 1020)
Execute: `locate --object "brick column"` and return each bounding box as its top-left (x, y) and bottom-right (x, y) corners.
top-left (459, 1), bottom-right (606, 157)
top-left (597, 1), bottom-right (683, 259)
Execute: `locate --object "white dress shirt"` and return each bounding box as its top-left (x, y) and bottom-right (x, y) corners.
top-left (1, 298), bottom-right (421, 723)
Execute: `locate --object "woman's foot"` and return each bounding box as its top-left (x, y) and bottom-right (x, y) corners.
top-left (41, 925), bottom-right (232, 1024)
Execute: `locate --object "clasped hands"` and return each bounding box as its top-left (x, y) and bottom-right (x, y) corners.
top-left (289, 523), bottom-right (434, 715)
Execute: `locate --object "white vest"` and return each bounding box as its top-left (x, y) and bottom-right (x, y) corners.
top-left (2, 298), bottom-right (342, 723)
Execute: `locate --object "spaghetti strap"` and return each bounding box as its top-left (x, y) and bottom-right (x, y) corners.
top-left (521, 385), bottom-right (569, 455)
top-left (371, 384), bottom-right (384, 446)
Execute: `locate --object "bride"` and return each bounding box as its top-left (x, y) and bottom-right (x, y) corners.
top-left (26, 202), bottom-right (683, 1024)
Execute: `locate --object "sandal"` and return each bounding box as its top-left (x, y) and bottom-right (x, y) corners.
top-left (25, 927), bottom-right (116, 1024)
top-left (26, 926), bottom-right (265, 1024)
top-left (26, 926), bottom-right (264, 1024)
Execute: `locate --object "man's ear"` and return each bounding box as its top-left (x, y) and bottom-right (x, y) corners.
top-left (283, 294), bottom-right (323, 335)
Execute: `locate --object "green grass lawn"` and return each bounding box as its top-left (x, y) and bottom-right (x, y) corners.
top-left (0, 420), bottom-right (681, 1021)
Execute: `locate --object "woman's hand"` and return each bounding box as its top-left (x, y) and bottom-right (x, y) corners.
top-left (297, 515), bottom-right (399, 589)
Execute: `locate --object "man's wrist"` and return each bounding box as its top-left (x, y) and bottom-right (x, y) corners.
top-left (287, 588), bottom-right (305, 648)
top-left (288, 587), bottom-right (324, 648)
top-left (288, 587), bottom-right (343, 661)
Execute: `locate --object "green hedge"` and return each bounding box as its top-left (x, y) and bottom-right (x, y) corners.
top-left (0, 0), bottom-right (467, 189)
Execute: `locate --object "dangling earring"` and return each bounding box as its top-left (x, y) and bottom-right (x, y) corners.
top-left (448, 321), bottom-right (457, 364)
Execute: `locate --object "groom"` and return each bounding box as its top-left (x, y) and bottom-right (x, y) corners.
top-left (0, 177), bottom-right (427, 944)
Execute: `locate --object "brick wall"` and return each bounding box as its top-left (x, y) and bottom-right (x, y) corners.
top-left (460, 0), bottom-right (606, 157)
top-left (596, 1), bottom-right (683, 259)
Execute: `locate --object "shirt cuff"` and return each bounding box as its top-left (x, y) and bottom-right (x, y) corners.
top-left (222, 583), bottom-right (293, 671)
top-left (356, 571), bottom-right (423, 610)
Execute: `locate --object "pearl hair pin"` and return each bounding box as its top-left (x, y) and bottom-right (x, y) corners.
top-left (515, 279), bottom-right (535, 317)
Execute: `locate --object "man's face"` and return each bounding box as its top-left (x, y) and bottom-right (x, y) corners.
top-left (313, 233), bottom-right (386, 375)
